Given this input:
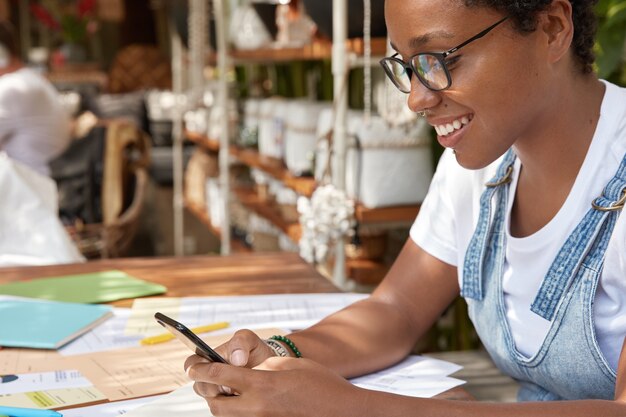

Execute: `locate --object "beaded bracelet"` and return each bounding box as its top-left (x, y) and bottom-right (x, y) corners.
top-left (269, 335), bottom-right (302, 358)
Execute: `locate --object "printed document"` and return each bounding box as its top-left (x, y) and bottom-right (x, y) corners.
top-left (126, 293), bottom-right (368, 336)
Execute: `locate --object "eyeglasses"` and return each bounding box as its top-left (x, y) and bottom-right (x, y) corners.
top-left (380, 16), bottom-right (509, 93)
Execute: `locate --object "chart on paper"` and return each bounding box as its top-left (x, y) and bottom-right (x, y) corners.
top-left (125, 293), bottom-right (368, 336)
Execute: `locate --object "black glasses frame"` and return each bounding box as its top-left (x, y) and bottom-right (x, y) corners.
top-left (380, 16), bottom-right (509, 93)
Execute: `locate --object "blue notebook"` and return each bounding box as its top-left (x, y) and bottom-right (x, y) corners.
top-left (0, 297), bottom-right (113, 349)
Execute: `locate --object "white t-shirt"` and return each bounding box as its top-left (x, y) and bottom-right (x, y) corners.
top-left (411, 80), bottom-right (626, 371)
top-left (0, 68), bottom-right (70, 176)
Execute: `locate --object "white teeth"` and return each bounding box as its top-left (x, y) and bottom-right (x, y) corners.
top-left (433, 115), bottom-right (472, 137)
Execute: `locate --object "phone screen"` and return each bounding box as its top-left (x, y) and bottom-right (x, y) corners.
top-left (154, 312), bottom-right (228, 363)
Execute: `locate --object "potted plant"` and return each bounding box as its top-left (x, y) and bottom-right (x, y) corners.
top-left (30, 0), bottom-right (98, 65)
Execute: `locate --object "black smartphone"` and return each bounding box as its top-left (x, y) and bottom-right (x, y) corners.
top-left (154, 312), bottom-right (229, 363)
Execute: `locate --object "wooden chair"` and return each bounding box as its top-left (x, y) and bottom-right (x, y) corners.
top-left (66, 119), bottom-right (151, 258)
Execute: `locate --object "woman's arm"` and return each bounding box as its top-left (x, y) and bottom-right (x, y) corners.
top-left (188, 353), bottom-right (626, 417)
top-left (615, 337), bottom-right (626, 401)
top-left (185, 238), bottom-right (460, 398)
top-left (287, 238), bottom-right (460, 377)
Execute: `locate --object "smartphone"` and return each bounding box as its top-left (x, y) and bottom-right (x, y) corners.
top-left (154, 312), bottom-right (228, 363)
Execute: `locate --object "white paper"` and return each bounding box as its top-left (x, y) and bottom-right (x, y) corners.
top-left (59, 308), bottom-right (144, 356)
top-left (350, 355), bottom-right (465, 398)
top-left (122, 384), bottom-right (209, 417)
top-left (353, 375), bottom-right (465, 398)
top-left (127, 293), bottom-right (369, 336)
top-left (124, 355), bottom-right (465, 417)
top-left (0, 370), bottom-right (92, 395)
top-left (61, 396), bottom-right (163, 417)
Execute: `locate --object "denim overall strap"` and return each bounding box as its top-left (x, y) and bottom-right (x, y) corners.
top-left (531, 155), bottom-right (626, 320)
top-left (462, 149), bottom-right (516, 300)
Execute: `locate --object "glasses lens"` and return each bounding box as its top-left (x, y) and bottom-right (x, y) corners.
top-left (382, 58), bottom-right (412, 93)
top-left (412, 54), bottom-right (450, 91)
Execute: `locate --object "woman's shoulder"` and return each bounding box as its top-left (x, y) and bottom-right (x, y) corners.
top-left (600, 80), bottom-right (626, 126)
top-left (598, 80), bottom-right (626, 162)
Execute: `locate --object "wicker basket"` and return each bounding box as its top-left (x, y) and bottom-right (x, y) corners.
top-left (108, 44), bottom-right (172, 94)
top-left (102, 167), bottom-right (148, 257)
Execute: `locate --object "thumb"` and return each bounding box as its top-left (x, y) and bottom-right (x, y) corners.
top-left (225, 330), bottom-right (260, 366)
top-left (229, 347), bottom-right (248, 366)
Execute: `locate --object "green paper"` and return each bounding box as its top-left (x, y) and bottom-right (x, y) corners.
top-left (0, 270), bottom-right (166, 304)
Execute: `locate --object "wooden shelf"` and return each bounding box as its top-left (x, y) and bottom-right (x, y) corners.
top-left (186, 134), bottom-right (317, 197)
top-left (355, 204), bottom-right (421, 224)
top-left (187, 136), bottom-right (416, 286)
top-left (232, 146), bottom-right (421, 224)
top-left (187, 137), bottom-right (420, 225)
top-left (230, 146), bottom-right (317, 197)
top-left (226, 38), bottom-right (388, 64)
top-left (193, 185), bottom-right (389, 284)
top-left (346, 259), bottom-right (389, 286)
top-left (185, 130), bottom-right (220, 152)
top-left (233, 187), bottom-right (302, 242)
top-left (231, 187), bottom-right (388, 285)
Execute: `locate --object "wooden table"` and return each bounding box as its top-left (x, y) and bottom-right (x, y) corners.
top-left (0, 252), bottom-right (472, 402)
top-left (0, 253), bottom-right (338, 307)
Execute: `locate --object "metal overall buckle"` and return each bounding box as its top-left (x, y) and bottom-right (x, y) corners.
top-left (592, 189), bottom-right (626, 212)
top-left (485, 165), bottom-right (513, 188)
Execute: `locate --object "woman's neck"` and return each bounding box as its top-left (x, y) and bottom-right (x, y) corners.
top-left (508, 74), bottom-right (606, 238)
top-left (513, 74), bottom-right (605, 189)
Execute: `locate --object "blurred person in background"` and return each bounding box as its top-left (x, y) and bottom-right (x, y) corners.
top-left (0, 21), bottom-right (70, 177)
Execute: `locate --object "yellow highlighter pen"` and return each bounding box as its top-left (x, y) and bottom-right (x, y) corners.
top-left (140, 321), bottom-right (230, 345)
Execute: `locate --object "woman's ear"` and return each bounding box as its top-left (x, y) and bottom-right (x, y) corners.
top-left (540, 0), bottom-right (575, 65)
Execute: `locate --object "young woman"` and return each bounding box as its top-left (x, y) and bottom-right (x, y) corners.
top-left (185, 0), bottom-right (626, 415)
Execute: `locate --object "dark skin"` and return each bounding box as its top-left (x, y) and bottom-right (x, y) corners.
top-left (185, 1), bottom-right (626, 415)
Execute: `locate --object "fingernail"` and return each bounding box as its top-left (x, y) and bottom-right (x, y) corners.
top-left (231, 349), bottom-right (246, 366)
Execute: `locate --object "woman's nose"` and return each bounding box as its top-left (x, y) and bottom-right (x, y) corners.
top-left (407, 76), bottom-right (440, 114)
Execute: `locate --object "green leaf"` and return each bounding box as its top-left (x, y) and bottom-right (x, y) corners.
top-left (605, 0), bottom-right (626, 26)
top-left (594, 22), bottom-right (626, 78)
top-left (595, 0), bottom-right (612, 17)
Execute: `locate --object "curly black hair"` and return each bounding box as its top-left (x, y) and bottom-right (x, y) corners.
top-left (464, 0), bottom-right (598, 73)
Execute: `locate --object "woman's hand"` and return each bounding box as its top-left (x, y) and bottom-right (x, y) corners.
top-left (186, 356), bottom-right (365, 417)
top-left (184, 329), bottom-right (277, 397)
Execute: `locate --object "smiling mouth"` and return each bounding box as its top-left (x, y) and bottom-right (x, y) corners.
top-left (433, 115), bottom-right (473, 137)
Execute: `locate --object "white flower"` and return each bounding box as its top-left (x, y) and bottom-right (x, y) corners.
top-left (297, 184), bottom-right (355, 263)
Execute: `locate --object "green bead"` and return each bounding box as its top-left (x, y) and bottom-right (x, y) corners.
top-left (270, 335), bottom-right (302, 358)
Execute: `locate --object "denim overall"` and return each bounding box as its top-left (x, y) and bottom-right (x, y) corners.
top-left (462, 149), bottom-right (626, 401)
